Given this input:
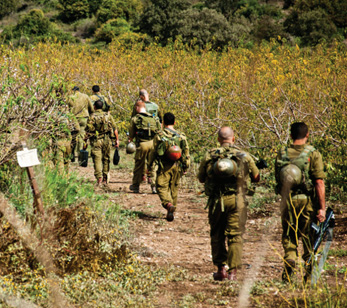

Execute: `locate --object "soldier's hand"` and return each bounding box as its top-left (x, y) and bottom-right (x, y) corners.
top-left (115, 140), bottom-right (119, 148)
top-left (317, 209), bottom-right (326, 223)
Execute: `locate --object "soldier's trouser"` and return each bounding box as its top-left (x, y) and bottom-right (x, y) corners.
top-left (132, 140), bottom-right (153, 186)
top-left (91, 136), bottom-right (112, 180)
top-left (281, 194), bottom-right (314, 263)
top-left (76, 117), bottom-right (88, 154)
top-left (209, 194), bottom-right (244, 270)
top-left (156, 162), bottom-right (181, 208)
top-left (54, 139), bottom-right (71, 174)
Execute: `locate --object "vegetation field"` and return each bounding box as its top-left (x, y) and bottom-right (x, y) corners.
top-left (0, 41), bottom-right (346, 307)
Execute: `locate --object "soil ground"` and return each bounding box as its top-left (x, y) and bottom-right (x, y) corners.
top-left (73, 151), bottom-right (347, 308)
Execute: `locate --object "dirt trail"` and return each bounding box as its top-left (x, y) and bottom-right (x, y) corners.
top-left (74, 156), bottom-right (347, 308)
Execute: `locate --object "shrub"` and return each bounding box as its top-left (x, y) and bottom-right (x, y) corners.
top-left (284, 8), bottom-right (338, 46)
top-left (57, 0), bottom-right (90, 22)
top-left (0, 0), bottom-right (18, 18)
top-left (176, 8), bottom-right (233, 50)
top-left (96, 0), bottom-right (142, 24)
top-left (73, 17), bottom-right (97, 39)
top-left (94, 18), bottom-right (131, 43)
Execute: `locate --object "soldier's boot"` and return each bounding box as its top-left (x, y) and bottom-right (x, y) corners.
top-left (141, 175), bottom-right (146, 184)
top-left (213, 265), bottom-right (228, 281)
top-left (282, 259), bottom-right (296, 283)
top-left (129, 184), bottom-right (140, 193)
top-left (228, 268), bottom-right (237, 281)
top-left (166, 202), bottom-right (175, 222)
top-left (151, 185), bottom-right (157, 194)
top-left (96, 178), bottom-right (102, 186)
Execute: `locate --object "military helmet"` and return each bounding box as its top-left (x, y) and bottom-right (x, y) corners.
top-left (280, 164), bottom-right (302, 187)
top-left (213, 158), bottom-right (238, 178)
top-left (166, 145), bottom-right (182, 161)
top-left (126, 142), bottom-right (136, 154)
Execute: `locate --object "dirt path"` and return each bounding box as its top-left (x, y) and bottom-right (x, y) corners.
top-left (73, 155), bottom-right (347, 308)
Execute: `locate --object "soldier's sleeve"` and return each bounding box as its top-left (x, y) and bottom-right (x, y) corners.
top-left (180, 134), bottom-right (190, 170)
top-left (128, 117), bottom-right (136, 139)
top-left (86, 116), bottom-right (95, 133)
top-left (148, 136), bottom-right (159, 171)
top-left (87, 96), bottom-right (94, 114)
top-left (310, 151), bottom-right (326, 180)
top-left (110, 116), bottom-right (118, 131)
top-left (246, 154), bottom-right (259, 178)
top-left (197, 152), bottom-right (209, 183)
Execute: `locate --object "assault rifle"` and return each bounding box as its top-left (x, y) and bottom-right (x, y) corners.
top-left (306, 207), bottom-right (335, 284)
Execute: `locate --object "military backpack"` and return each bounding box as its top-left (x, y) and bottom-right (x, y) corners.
top-left (276, 145), bottom-right (315, 194)
top-left (145, 102), bottom-right (159, 118)
top-left (92, 113), bottom-right (114, 138)
top-left (205, 147), bottom-right (247, 197)
top-left (135, 113), bottom-right (159, 140)
top-left (157, 128), bottom-right (183, 161)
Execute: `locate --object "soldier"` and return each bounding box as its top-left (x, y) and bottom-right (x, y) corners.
top-left (90, 85), bottom-right (111, 113)
top-left (53, 110), bottom-right (80, 174)
top-left (197, 127), bottom-right (259, 281)
top-left (131, 89), bottom-right (162, 122)
top-left (275, 122), bottom-right (326, 283)
top-left (68, 86), bottom-right (94, 163)
top-left (148, 112), bottom-right (190, 221)
top-left (128, 100), bottom-right (161, 193)
top-left (86, 100), bottom-right (119, 185)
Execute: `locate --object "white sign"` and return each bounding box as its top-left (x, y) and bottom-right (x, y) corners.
top-left (16, 148), bottom-right (40, 168)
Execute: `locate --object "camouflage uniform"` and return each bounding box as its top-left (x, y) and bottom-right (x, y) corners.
top-left (129, 112), bottom-right (161, 187)
top-left (198, 144), bottom-right (258, 271)
top-left (53, 113), bottom-right (80, 174)
top-left (86, 110), bottom-right (117, 180)
top-left (275, 144), bottom-right (325, 265)
top-left (68, 91), bottom-right (94, 158)
top-left (148, 128), bottom-right (190, 209)
top-left (90, 93), bottom-right (111, 112)
top-left (131, 101), bottom-right (162, 122)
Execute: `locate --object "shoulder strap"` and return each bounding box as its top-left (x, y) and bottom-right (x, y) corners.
top-left (95, 94), bottom-right (105, 102)
top-left (165, 127), bottom-right (180, 138)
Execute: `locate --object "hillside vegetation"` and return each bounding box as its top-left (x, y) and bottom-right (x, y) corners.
top-left (0, 0), bottom-right (346, 48)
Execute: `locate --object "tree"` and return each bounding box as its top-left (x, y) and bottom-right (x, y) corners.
top-left (96, 0), bottom-right (142, 24)
top-left (57, 0), bottom-right (90, 22)
top-left (138, 0), bottom-right (190, 45)
top-left (0, 0), bottom-right (17, 18)
top-left (176, 8), bottom-right (233, 49)
top-left (284, 8), bottom-right (338, 46)
top-left (95, 18), bottom-right (131, 43)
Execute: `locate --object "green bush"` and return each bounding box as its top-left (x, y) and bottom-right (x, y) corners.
top-left (73, 17), bottom-right (97, 38)
top-left (176, 8), bottom-right (233, 50)
top-left (94, 18), bottom-right (131, 43)
top-left (0, 0), bottom-right (18, 18)
top-left (284, 8), bottom-right (338, 46)
top-left (96, 0), bottom-right (142, 24)
top-left (57, 0), bottom-right (90, 22)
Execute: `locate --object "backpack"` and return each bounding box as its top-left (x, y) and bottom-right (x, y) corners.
top-left (93, 94), bottom-right (110, 112)
top-left (93, 113), bottom-right (113, 136)
top-left (135, 113), bottom-right (159, 140)
top-left (145, 102), bottom-right (159, 118)
top-left (204, 147), bottom-right (247, 196)
top-left (276, 145), bottom-right (315, 194)
top-left (157, 128), bottom-right (182, 159)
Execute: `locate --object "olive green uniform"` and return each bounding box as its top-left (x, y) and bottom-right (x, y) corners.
top-left (148, 128), bottom-right (190, 209)
top-left (275, 144), bottom-right (325, 264)
top-left (53, 113), bottom-right (80, 174)
top-left (131, 101), bottom-right (163, 122)
top-left (198, 144), bottom-right (259, 271)
top-left (86, 110), bottom-right (117, 180)
top-left (68, 91), bottom-right (94, 157)
top-left (129, 112), bottom-right (161, 186)
top-left (90, 94), bottom-right (111, 112)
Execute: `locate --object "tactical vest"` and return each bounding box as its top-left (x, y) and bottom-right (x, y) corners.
top-left (205, 147), bottom-right (247, 197)
top-left (135, 113), bottom-right (159, 140)
top-left (276, 145), bottom-right (315, 195)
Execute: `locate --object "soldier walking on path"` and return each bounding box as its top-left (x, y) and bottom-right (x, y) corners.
top-left (197, 127), bottom-right (259, 281)
top-left (86, 100), bottom-right (119, 186)
top-left (148, 112), bottom-right (190, 221)
top-left (128, 100), bottom-right (161, 193)
top-left (53, 110), bottom-right (80, 174)
top-left (275, 122), bottom-right (326, 283)
top-left (68, 86), bottom-right (94, 163)
top-left (90, 85), bottom-right (111, 113)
